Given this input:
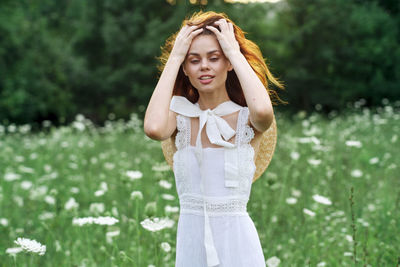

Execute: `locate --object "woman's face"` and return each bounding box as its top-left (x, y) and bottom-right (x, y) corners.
top-left (182, 34), bottom-right (232, 94)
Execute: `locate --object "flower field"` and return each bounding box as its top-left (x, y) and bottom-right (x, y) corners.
top-left (0, 100), bottom-right (399, 266)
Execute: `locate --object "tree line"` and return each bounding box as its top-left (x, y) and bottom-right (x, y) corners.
top-left (0, 0), bottom-right (399, 126)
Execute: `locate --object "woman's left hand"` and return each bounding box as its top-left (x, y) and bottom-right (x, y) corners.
top-left (206, 19), bottom-right (241, 60)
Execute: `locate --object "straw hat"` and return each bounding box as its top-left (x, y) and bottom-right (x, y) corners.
top-left (161, 115), bottom-right (277, 182)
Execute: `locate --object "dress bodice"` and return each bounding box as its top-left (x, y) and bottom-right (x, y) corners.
top-left (173, 106), bottom-right (256, 205)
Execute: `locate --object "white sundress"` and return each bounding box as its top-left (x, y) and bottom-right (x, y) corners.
top-left (170, 96), bottom-right (266, 267)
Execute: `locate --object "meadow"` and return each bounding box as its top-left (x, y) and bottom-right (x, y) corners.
top-left (0, 99), bottom-right (399, 267)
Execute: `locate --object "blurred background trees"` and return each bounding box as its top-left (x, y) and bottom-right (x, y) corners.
top-left (0, 0), bottom-right (399, 126)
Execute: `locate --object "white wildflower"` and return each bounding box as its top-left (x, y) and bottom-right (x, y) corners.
top-left (106, 230), bottom-right (120, 244)
top-left (44, 196), bottom-right (56, 205)
top-left (152, 163), bottom-right (170, 172)
top-left (317, 262), bottom-right (326, 267)
top-left (14, 237), bottom-right (46, 255)
top-left (369, 157), bottom-right (379, 164)
top-left (290, 151), bottom-right (300, 160)
top-left (345, 140), bottom-right (362, 148)
top-left (104, 162), bottom-right (115, 170)
top-left (285, 197), bottom-right (297, 205)
top-left (4, 172), bottom-right (21, 182)
top-left (89, 203), bottom-right (105, 214)
top-left (291, 188), bottom-right (301, 197)
top-left (95, 190), bottom-right (105, 197)
top-left (303, 208), bottom-right (316, 217)
top-left (44, 164), bottom-right (52, 173)
top-left (343, 252), bottom-right (353, 257)
top-left (38, 212), bottom-right (55, 220)
top-left (5, 247), bottom-right (23, 256)
top-left (312, 194), bottom-right (332, 205)
top-left (161, 242), bottom-right (171, 252)
top-left (65, 197), bottom-right (79, 210)
top-left (345, 234), bottom-right (353, 242)
top-left (126, 170), bottom-right (143, 180)
top-left (159, 180), bottom-right (172, 189)
top-left (351, 169), bottom-right (363, 178)
top-left (161, 193), bottom-right (175, 200)
top-left (298, 136), bottom-right (320, 145)
top-left (18, 166), bottom-right (34, 174)
top-left (20, 181), bottom-right (33, 190)
top-left (308, 158), bottom-right (321, 166)
top-left (140, 217), bottom-right (175, 232)
top-left (73, 121), bottom-right (85, 131)
top-left (130, 191), bottom-right (143, 200)
top-left (70, 187), bottom-right (79, 194)
top-left (266, 256), bottom-right (281, 267)
top-left (165, 205), bottom-right (179, 213)
top-left (72, 216), bottom-right (119, 226)
top-left (0, 218), bottom-right (9, 226)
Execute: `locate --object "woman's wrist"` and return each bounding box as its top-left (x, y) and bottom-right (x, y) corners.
top-left (227, 51), bottom-right (246, 68)
top-left (167, 54), bottom-right (185, 67)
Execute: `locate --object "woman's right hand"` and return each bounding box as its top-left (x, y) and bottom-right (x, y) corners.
top-left (170, 25), bottom-right (203, 63)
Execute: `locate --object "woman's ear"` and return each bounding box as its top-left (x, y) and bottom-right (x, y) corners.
top-left (182, 64), bottom-right (188, 76)
top-left (227, 61), bottom-right (233, 72)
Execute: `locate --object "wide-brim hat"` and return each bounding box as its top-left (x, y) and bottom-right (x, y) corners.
top-left (161, 115), bottom-right (277, 182)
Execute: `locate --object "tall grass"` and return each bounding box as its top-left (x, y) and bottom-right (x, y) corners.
top-left (0, 100), bottom-right (399, 266)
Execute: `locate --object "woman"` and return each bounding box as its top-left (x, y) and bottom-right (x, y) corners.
top-left (144, 11), bottom-right (284, 267)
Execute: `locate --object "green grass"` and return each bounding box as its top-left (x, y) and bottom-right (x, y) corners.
top-left (0, 103), bottom-right (399, 267)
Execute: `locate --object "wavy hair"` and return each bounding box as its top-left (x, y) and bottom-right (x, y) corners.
top-left (157, 11), bottom-right (286, 107)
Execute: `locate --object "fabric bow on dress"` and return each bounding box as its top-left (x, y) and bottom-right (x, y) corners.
top-left (170, 96), bottom-right (243, 267)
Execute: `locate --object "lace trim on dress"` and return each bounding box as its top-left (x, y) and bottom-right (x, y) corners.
top-left (236, 107), bottom-right (255, 146)
top-left (174, 115), bottom-right (192, 195)
top-left (175, 115), bottom-right (190, 150)
top-left (180, 194), bottom-right (249, 216)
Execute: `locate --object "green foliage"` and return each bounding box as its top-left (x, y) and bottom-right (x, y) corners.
top-left (0, 105), bottom-right (399, 266)
top-left (269, 0), bottom-right (400, 112)
top-left (0, 0), bottom-right (399, 125)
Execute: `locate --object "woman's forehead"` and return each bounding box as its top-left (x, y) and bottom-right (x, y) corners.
top-left (187, 35), bottom-right (221, 55)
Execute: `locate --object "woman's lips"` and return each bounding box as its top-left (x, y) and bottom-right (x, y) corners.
top-left (199, 75), bottom-right (214, 84)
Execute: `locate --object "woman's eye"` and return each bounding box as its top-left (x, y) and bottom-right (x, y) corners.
top-left (190, 60), bottom-right (199, 64)
top-left (210, 57), bottom-right (219, 61)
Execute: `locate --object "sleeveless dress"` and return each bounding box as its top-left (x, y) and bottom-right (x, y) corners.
top-left (171, 96), bottom-right (266, 267)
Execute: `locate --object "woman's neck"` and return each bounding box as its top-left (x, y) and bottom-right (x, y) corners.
top-left (197, 89), bottom-right (230, 110)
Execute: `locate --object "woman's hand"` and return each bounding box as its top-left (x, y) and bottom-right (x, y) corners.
top-left (206, 19), bottom-right (241, 60)
top-left (170, 25), bottom-right (203, 64)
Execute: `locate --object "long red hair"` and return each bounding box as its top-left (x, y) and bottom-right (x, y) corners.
top-left (157, 11), bottom-right (286, 107)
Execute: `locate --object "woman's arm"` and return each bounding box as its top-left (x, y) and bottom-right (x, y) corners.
top-left (143, 56), bottom-right (180, 141)
top-left (206, 20), bottom-right (273, 133)
top-left (143, 26), bottom-right (203, 140)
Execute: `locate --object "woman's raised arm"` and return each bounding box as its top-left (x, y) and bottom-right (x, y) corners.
top-left (206, 20), bottom-right (274, 133)
top-left (143, 26), bottom-right (203, 140)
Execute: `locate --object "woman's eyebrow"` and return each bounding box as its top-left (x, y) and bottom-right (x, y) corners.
top-left (187, 50), bottom-right (220, 56)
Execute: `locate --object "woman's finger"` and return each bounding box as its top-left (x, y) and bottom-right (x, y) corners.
top-left (205, 25), bottom-right (222, 37)
top-left (188, 28), bottom-right (203, 39)
top-left (228, 22), bottom-right (234, 33)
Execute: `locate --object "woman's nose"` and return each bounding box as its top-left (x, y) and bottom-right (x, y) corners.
top-left (200, 59), bottom-right (209, 70)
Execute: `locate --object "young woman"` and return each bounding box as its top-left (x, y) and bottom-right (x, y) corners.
top-left (144, 11), bottom-right (284, 267)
